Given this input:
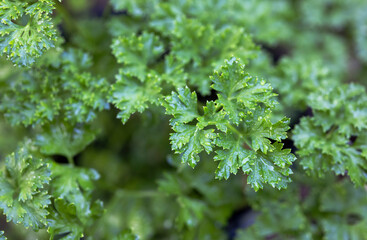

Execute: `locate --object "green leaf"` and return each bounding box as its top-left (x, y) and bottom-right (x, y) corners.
top-left (320, 181), bottom-right (367, 240)
top-left (1, 49), bottom-right (109, 126)
top-left (245, 150), bottom-right (294, 191)
top-left (47, 198), bottom-right (84, 240)
top-left (170, 125), bottom-right (216, 168)
top-left (157, 172), bottom-right (183, 196)
top-left (171, 18), bottom-right (214, 66)
top-left (111, 32), bottom-right (165, 80)
top-left (197, 101), bottom-right (227, 132)
top-left (236, 200), bottom-right (310, 240)
top-left (0, 231), bottom-right (6, 240)
top-left (161, 54), bottom-right (188, 89)
top-left (176, 196), bottom-right (206, 229)
top-left (0, 0), bottom-right (59, 66)
top-left (242, 113), bottom-right (290, 154)
top-left (49, 162), bottom-right (100, 219)
top-left (163, 87), bottom-right (200, 126)
top-left (248, 117), bottom-right (274, 154)
top-left (36, 124), bottom-right (96, 160)
top-left (211, 57), bottom-right (276, 125)
top-left (110, 0), bottom-right (157, 17)
top-left (267, 142), bottom-right (296, 169)
top-left (339, 147), bottom-right (367, 186)
top-left (214, 132), bottom-right (253, 179)
top-left (293, 84), bottom-right (367, 186)
top-left (110, 72), bottom-right (162, 123)
top-left (270, 56), bottom-right (338, 110)
top-left (165, 58), bottom-right (295, 190)
top-left (47, 162), bottom-right (103, 239)
top-left (113, 230), bottom-right (139, 240)
top-left (0, 143), bottom-right (51, 230)
top-left (308, 83), bottom-right (367, 135)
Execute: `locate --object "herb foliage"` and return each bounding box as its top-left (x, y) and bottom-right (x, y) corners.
top-left (0, 0), bottom-right (366, 239)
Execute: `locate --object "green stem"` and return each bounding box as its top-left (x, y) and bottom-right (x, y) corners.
top-left (326, 125), bottom-right (338, 138)
top-left (67, 155), bottom-right (74, 165)
top-left (25, 16), bottom-right (33, 27)
top-left (226, 123), bottom-right (243, 137)
top-left (226, 123), bottom-right (252, 149)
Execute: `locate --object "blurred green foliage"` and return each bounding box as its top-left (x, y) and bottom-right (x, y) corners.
top-left (0, 0), bottom-right (366, 239)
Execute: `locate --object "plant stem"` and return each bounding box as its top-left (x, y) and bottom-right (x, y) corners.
top-left (67, 155), bottom-right (74, 165)
top-left (226, 123), bottom-right (243, 137)
top-left (226, 123), bottom-right (252, 149)
top-left (326, 125), bottom-right (338, 138)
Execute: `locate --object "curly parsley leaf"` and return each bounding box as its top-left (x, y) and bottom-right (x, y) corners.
top-left (164, 58), bottom-right (295, 190)
top-left (0, 143), bottom-right (51, 230)
top-left (110, 72), bottom-right (162, 123)
top-left (0, 0), bottom-right (60, 66)
top-left (36, 123), bottom-right (96, 161)
top-left (163, 87), bottom-right (199, 125)
top-left (0, 49), bottom-right (109, 127)
top-left (170, 124), bottom-right (216, 168)
top-left (293, 84), bottom-right (367, 185)
top-left (47, 162), bottom-right (103, 239)
top-left (111, 32), bottom-right (165, 80)
top-left (270, 56), bottom-right (340, 110)
top-left (211, 57), bottom-right (276, 125)
top-left (47, 198), bottom-right (85, 240)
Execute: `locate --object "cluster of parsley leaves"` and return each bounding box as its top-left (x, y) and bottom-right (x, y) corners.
top-left (0, 0), bottom-right (367, 239)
